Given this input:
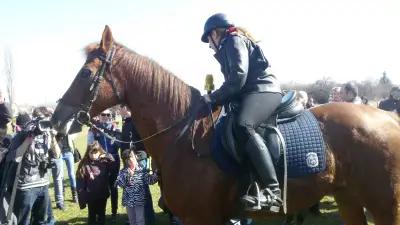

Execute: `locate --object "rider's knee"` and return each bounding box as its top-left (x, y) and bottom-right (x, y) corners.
top-left (235, 119), bottom-right (255, 137)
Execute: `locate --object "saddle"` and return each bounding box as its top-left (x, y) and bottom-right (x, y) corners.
top-left (221, 91), bottom-right (303, 164)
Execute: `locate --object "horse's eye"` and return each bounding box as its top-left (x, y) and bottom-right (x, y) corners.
top-left (79, 68), bottom-right (92, 79)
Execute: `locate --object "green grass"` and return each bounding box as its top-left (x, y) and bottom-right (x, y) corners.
top-left (51, 128), bottom-right (372, 225)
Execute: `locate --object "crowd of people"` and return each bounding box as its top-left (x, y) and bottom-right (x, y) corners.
top-left (0, 98), bottom-right (168, 225)
top-left (295, 81), bottom-right (400, 112)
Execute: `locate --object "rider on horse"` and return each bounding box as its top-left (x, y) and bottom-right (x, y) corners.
top-left (200, 13), bottom-right (283, 211)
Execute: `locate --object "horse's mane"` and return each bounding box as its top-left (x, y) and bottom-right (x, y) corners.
top-left (85, 43), bottom-right (198, 118)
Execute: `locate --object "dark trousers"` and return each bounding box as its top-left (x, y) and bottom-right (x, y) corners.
top-left (234, 93), bottom-right (282, 189)
top-left (168, 213), bottom-right (183, 225)
top-left (88, 198), bottom-right (108, 225)
top-left (109, 157), bottom-right (120, 215)
top-left (14, 185), bottom-right (49, 225)
top-left (235, 92), bottom-right (282, 144)
top-left (144, 185), bottom-right (155, 225)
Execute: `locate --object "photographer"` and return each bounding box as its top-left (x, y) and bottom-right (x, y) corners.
top-left (12, 107), bottom-right (60, 225)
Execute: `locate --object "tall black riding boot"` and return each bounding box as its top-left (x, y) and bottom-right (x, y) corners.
top-left (242, 133), bottom-right (282, 212)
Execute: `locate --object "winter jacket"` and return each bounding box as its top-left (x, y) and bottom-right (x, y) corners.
top-left (378, 98), bottom-right (400, 113)
top-left (88, 123), bottom-right (120, 159)
top-left (210, 33), bottom-right (281, 105)
top-left (17, 130), bottom-right (59, 190)
top-left (116, 166), bottom-right (158, 207)
top-left (76, 154), bottom-right (115, 209)
top-left (120, 117), bottom-right (145, 151)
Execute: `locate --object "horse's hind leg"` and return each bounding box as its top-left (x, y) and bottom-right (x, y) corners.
top-left (335, 192), bottom-right (367, 225)
top-left (367, 200), bottom-right (398, 225)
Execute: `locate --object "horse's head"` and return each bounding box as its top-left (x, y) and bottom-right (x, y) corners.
top-left (51, 25), bottom-right (121, 134)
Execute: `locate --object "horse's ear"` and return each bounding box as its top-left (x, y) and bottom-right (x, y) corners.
top-left (100, 25), bottom-right (114, 53)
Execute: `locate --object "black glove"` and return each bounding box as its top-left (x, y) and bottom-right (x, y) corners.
top-left (196, 95), bottom-right (213, 119)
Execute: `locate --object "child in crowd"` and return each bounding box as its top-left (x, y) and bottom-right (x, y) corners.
top-left (116, 149), bottom-right (158, 225)
top-left (76, 141), bottom-right (115, 225)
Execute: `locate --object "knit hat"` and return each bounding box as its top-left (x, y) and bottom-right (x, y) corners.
top-left (16, 112), bottom-right (32, 127)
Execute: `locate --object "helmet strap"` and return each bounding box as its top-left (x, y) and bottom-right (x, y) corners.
top-left (209, 34), bottom-right (220, 51)
top-left (209, 30), bottom-right (225, 51)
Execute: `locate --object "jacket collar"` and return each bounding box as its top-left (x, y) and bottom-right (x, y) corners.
top-left (213, 35), bottom-right (229, 63)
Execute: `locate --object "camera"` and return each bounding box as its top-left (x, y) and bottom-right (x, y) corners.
top-left (39, 160), bottom-right (51, 177)
top-left (24, 119), bottom-right (53, 135)
top-left (37, 120), bottom-right (52, 132)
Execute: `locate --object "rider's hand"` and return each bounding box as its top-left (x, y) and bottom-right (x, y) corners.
top-left (201, 94), bottom-right (212, 104)
top-left (196, 95), bottom-right (213, 119)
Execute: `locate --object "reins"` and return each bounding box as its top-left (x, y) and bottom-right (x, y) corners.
top-left (76, 100), bottom-right (215, 157)
top-left (60, 44), bottom-right (215, 156)
top-left (76, 106), bottom-right (197, 147)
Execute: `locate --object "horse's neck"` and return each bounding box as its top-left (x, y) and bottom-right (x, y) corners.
top-left (115, 52), bottom-right (196, 161)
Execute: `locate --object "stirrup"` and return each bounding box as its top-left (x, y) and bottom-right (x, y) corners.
top-left (241, 182), bottom-right (262, 211)
top-left (260, 188), bottom-right (283, 213)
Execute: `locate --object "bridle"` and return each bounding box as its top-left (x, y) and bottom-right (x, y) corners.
top-left (56, 45), bottom-right (211, 150)
top-left (57, 45), bottom-right (118, 126)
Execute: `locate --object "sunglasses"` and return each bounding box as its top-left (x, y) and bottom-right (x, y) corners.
top-left (100, 113), bottom-right (112, 117)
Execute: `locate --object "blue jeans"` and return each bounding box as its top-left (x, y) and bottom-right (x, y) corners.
top-left (46, 197), bottom-right (55, 225)
top-left (51, 157), bottom-right (64, 204)
top-left (62, 151), bottom-right (76, 188)
top-left (14, 186), bottom-right (50, 225)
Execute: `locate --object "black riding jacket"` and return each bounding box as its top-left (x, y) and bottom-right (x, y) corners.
top-left (209, 34), bottom-right (281, 105)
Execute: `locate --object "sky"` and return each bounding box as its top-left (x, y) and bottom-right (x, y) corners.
top-left (0, 0), bottom-right (399, 105)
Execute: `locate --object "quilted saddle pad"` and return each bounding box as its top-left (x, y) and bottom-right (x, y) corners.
top-left (211, 110), bottom-right (326, 178)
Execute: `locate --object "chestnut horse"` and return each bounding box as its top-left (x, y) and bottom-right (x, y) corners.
top-left (51, 26), bottom-right (400, 225)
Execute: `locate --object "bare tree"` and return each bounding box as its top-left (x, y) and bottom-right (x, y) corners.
top-left (3, 48), bottom-right (15, 114)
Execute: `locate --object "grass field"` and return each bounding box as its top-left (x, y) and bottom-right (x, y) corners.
top-left (50, 128), bottom-right (373, 225)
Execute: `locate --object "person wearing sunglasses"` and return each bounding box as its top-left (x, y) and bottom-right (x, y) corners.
top-left (87, 109), bottom-right (121, 221)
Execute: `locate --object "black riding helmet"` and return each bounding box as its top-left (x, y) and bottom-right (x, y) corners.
top-left (201, 13), bottom-right (234, 43)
